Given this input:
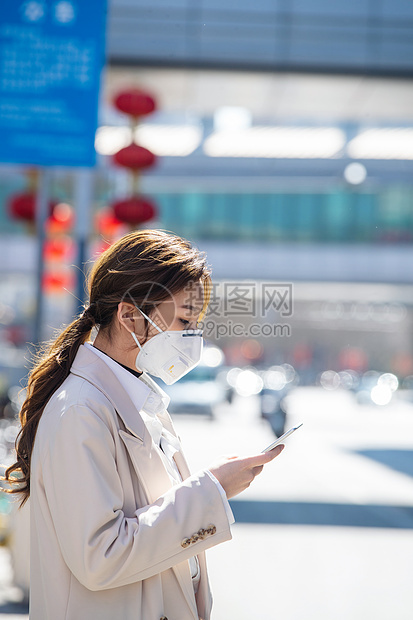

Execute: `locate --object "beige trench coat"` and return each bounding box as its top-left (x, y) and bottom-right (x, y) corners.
top-left (29, 345), bottom-right (232, 620)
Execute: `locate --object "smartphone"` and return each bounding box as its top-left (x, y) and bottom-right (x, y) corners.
top-left (261, 423), bottom-right (303, 453)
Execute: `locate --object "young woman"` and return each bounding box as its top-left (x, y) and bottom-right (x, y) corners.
top-left (5, 229), bottom-right (284, 620)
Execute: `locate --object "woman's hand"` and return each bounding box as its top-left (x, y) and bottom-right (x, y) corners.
top-left (209, 445), bottom-right (284, 499)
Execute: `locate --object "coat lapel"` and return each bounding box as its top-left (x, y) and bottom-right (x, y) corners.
top-left (70, 345), bottom-right (150, 440)
top-left (156, 409), bottom-right (192, 480)
top-left (118, 429), bottom-right (174, 504)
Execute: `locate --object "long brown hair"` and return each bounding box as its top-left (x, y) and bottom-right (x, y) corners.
top-left (4, 229), bottom-right (211, 506)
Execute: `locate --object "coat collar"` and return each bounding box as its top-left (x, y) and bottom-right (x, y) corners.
top-left (70, 344), bottom-right (191, 477)
top-left (70, 344), bottom-right (152, 441)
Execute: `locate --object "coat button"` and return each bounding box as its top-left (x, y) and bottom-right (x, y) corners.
top-left (205, 524), bottom-right (216, 535)
top-left (197, 528), bottom-right (206, 539)
top-left (181, 538), bottom-right (191, 548)
top-left (160, 616), bottom-right (168, 620)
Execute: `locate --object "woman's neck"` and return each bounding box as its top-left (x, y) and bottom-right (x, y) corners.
top-left (92, 329), bottom-right (138, 373)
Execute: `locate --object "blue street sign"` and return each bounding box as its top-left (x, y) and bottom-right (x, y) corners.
top-left (0, 0), bottom-right (107, 167)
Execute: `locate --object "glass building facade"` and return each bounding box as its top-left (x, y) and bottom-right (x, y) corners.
top-left (157, 188), bottom-right (413, 243)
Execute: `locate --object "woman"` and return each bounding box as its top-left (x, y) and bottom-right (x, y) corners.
top-left (5, 230), bottom-right (284, 620)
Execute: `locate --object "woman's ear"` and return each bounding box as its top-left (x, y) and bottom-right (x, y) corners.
top-left (117, 302), bottom-right (140, 334)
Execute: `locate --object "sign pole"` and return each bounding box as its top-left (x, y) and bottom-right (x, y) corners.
top-left (74, 169), bottom-right (94, 317)
top-left (33, 167), bottom-right (51, 345)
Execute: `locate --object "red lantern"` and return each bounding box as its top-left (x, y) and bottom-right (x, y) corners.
top-left (112, 197), bottom-right (156, 225)
top-left (43, 237), bottom-right (75, 262)
top-left (110, 88), bottom-right (158, 229)
top-left (113, 144), bottom-right (156, 170)
top-left (46, 202), bottom-right (74, 235)
top-left (42, 271), bottom-right (75, 294)
top-left (96, 207), bottom-right (124, 237)
top-left (114, 89), bottom-right (156, 117)
top-left (8, 193), bottom-right (55, 223)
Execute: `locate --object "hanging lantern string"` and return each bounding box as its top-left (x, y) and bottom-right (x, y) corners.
top-left (110, 88), bottom-right (158, 227)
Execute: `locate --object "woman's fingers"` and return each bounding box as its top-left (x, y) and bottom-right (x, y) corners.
top-left (241, 444), bottom-right (285, 470)
top-left (209, 444), bottom-right (285, 499)
top-left (251, 464), bottom-right (264, 477)
top-left (246, 446), bottom-right (284, 480)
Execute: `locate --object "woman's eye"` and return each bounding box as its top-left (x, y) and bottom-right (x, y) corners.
top-left (179, 318), bottom-right (190, 327)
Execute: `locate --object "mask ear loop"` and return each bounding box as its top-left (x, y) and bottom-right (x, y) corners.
top-left (136, 306), bottom-right (164, 333)
top-left (130, 304), bottom-right (164, 351)
top-left (131, 331), bottom-right (143, 351)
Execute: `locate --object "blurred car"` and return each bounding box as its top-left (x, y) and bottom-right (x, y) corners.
top-left (318, 369), bottom-right (360, 392)
top-left (225, 366), bottom-right (263, 398)
top-left (354, 371), bottom-right (399, 405)
top-left (260, 388), bottom-right (288, 437)
top-left (162, 345), bottom-right (229, 418)
top-left (259, 364), bottom-right (298, 437)
top-left (318, 368), bottom-right (400, 406)
top-left (397, 375), bottom-right (413, 404)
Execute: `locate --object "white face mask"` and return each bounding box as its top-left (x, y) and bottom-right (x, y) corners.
top-left (130, 306), bottom-right (203, 385)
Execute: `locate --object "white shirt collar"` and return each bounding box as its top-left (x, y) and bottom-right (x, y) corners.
top-left (84, 342), bottom-right (170, 414)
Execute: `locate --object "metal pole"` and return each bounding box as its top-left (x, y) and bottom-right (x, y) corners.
top-left (33, 167), bottom-right (51, 345)
top-left (74, 168), bottom-right (94, 317)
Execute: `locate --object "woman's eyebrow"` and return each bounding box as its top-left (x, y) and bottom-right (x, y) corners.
top-left (179, 304), bottom-right (197, 312)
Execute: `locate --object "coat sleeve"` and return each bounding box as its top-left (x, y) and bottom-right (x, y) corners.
top-left (40, 403), bottom-right (232, 591)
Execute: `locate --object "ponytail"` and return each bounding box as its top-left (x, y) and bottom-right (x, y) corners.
top-left (3, 310), bottom-right (94, 506)
top-left (2, 229), bottom-right (211, 508)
